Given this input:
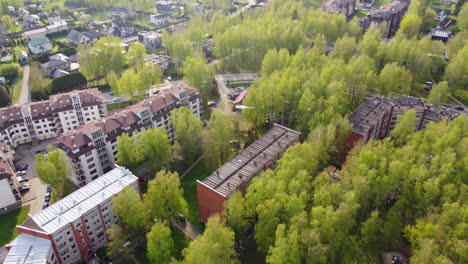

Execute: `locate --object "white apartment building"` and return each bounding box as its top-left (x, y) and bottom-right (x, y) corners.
top-left (56, 83), bottom-right (201, 187)
top-left (0, 141), bottom-right (21, 210)
top-left (5, 166), bottom-right (138, 264)
top-left (0, 89), bottom-right (105, 149)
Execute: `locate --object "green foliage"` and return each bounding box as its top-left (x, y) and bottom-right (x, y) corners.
top-left (183, 56), bottom-right (213, 96)
top-left (140, 127), bottom-right (171, 172)
top-left (458, 3), bottom-right (468, 30)
top-left (0, 64), bottom-right (20, 78)
top-left (51, 72), bottom-right (87, 93)
top-left (377, 63), bottom-right (412, 95)
top-left (116, 133), bottom-right (142, 170)
top-left (111, 186), bottom-right (148, 232)
top-left (444, 44), bottom-right (468, 94)
top-left (170, 107), bottom-right (203, 166)
top-left (30, 62), bottom-right (52, 100)
top-left (106, 224), bottom-right (134, 263)
top-left (147, 222), bottom-right (174, 264)
top-left (399, 14), bottom-right (422, 38)
top-left (144, 170), bottom-right (189, 221)
top-left (203, 110), bottom-right (237, 168)
top-left (35, 146), bottom-right (72, 197)
top-left (179, 214), bottom-right (238, 264)
top-left (109, 64), bottom-right (162, 102)
top-left (427, 81), bottom-right (450, 106)
top-left (225, 191), bottom-right (252, 239)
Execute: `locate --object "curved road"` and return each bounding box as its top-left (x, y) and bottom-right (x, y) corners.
top-left (17, 65), bottom-right (31, 104)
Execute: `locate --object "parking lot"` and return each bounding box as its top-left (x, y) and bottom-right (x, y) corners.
top-left (102, 92), bottom-right (129, 105)
top-left (14, 138), bottom-right (56, 214)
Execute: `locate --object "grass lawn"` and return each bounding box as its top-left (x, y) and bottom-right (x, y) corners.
top-left (90, 11), bottom-right (109, 22)
top-left (180, 158), bottom-right (211, 231)
top-left (172, 227), bottom-right (190, 260)
top-left (11, 75), bottom-right (23, 104)
top-left (0, 205), bottom-right (30, 247)
top-left (134, 16), bottom-right (155, 29)
top-left (106, 101), bottom-right (133, 112)
top-left (356, 9), bottom-right (368, 18)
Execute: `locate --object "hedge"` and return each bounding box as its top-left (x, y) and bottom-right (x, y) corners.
top-left (52, 72), bottom-right (87, 93)
top-left (32, 47), bottom-right (77, 63)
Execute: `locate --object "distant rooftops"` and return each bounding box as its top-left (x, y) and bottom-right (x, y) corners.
top-left (20, 166), bottom-right (138, 234)
top-left (199, 124), bottom-right (301, 197)
top-left (4, 234), bottom-right (52, 264)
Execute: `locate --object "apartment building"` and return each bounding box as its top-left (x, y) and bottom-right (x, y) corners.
top-left (0, 147), bottom-right (22, 210)
top-left (347, 96), bottom-right (467, 146)
top-left (4, 166), bottom-right (139, 264)
top-left (0, 89), bottom-right (105, 149)
top-left (55, 83), bottom-right (201, 187)
top-left (197, 124), bottom-right (301, 223)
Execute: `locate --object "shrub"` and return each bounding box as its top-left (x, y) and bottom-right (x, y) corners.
top-left (52, 72), bottom-right (87, 93)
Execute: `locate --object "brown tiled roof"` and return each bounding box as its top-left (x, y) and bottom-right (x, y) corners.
top-left (57, 131), bottom-right (92, 150)
top-left (20, 217), bottom-right (45, 233)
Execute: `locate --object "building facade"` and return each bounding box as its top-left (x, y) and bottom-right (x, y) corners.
top-left (55, 83), bottom-right (201, 187)
top-left (359, 0), bottom-right (409, 39)
top-left (151, 13), bottom-right (171, 26)
top-left (0, 89), bottom-right (105, 149)
top-left (323, 0), bottom-right (357, 19)
top-left (347, 96), bottom-right (467, 146)
top-left (0, 141), bottom-right (22, 210)
top-left (4, 166), bottom-right (139, 264)
top-left (197, 124), bottom-right (301, 223)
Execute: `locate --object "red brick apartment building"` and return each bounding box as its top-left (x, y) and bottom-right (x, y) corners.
top-left (197, 124), bottom-right (301, 223)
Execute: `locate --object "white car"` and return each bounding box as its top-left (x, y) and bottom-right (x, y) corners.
top-left (16, 170), bottom-right (26, 176)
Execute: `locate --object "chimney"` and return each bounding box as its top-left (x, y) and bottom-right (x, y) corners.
top-left (285, 133), bottom-right (289, 139)
top-left (227, 182), bottom-right (231, 189)
top-left (216, 170), bottom-right (219, 176)
top-left (263, 152), bottom-right (267, 158)
top-left (239, 173), bottom-right (243, 179)
top-left (277, 141), bottom-right (281, 147)
top-left (272, 134), bottom-right (276, 139)
top-left (253, 161), bottom-right (257, 166)
top-left (249, 151), bottom-right (253, 157)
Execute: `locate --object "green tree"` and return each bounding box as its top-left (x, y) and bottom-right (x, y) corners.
top-left (203, 110), bottom-right (237, 168)
top-left (399, 14), bottom-right (422, 38)
top-left (331, 35), bottom-right (356, 63)
top-left (116, 133), bottom-right (141, 170)
top-left (255, 199), bottom-right (283, 253)
top-left (266, 224), bottom-right (301, 264)
top-left (377, 63), bottom-right (412, 95)
top-left (29, 62), bottom-right (51, 100)
top-left (225, 191), bottom-right (252, 239)
top-left (35, 146), bottom-right (71, 197)
top-left (359, 28), bottom-right (382, 59)
top-left (111, 186), bottom-right (147, 232)
top-left (360, 210), bottom-right (383, 251)
top-left (127, 42), bottom-right (147, 68)
top-left (390, 109), bottom-right (418, 146)
top-left (183, 56), bottom-right (212, 96)
top-left (458, 3), bottom-right (468, 30)
top-left (106, 224), bottom-right (133, 263)
top-left (0, 86), bottom-right (10, 107)
top-left (139, 127), bottom-right (171, 172)
top-left (147, 222), bottom-right (174, 264)
top-left (180, 215), bottom-right (238, 264)
top-left (421, 8), bottom-right (436, 31)
top-left (427, 81), bottom-right (450, 106)
top-left (144, 170), bottom-right (189, 221)
top-left (0, 15), bottom-right (12, 31)
top-left (170, 107), bottom-right (203, 165)
top-left (444, 45), bottom-right (468, 93)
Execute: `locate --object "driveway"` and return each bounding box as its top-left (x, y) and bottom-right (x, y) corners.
top-left (214, 73), bottom-right (259, 113)
top-left (17, 65), bottom-right (30, 105)
top-left (15, 138), bottom-right (57, 215)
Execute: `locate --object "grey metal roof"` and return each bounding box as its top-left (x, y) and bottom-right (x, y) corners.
top-left (199, 125), bottom-right (301, 197)
top-left (4, 234), bottom-right (52, 264)
top-left (26, 166), bottom-right (138, 234)
top-left (431, 28), bottom-right (450, 38)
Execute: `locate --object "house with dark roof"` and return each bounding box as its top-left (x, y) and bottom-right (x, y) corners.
top-left (323, 0), bottom-right (356, 19)
top-left (107, 6), bottom-right (137, 20)
top-left (68, 29), bottom-right (102, 46)
top-left (41, 53), bottom-right (73, 78)
top-left (151, 13), bottom-right (171, 26)
top-left (28, 37), bottom-right (51, 55)
top-left (138, 31), bottom-right (162, 50)
top-left (111, 21), bottom-right (135, 37)
top-left (22, 14), bottom-right (40, 30)
top-left (431, 27), bottom-right (451, 42)
top-left (47, 11), bottom-right (62, 24)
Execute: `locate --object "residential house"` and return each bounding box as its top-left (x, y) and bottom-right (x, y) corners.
top-left (144, 54), bottom-right (173, 74)
top-left (0, 33), bottom-right (10, 47)
top-left (111, 21), bottom-right (135, 37)
top-left (48, 11), bottom-right (62, 24)
top-left (360, 0), bottom-right (409, 39)
top-left (323, 0), bottom-right (357, 19)
top-left (28, 37), bottom-right (51, 55)
top-left (17, 8), bottom-right (30, 19)
top-left (431, 27), bottom-right (450, 42)
top-left (358, 0), bottom-right (375, 8)
top-left (18, 51), bottom-right (28, 65)
top-left (42, 53), bottom-right (72, 78)
top-left (22, 14), bottom-right (40, 30)
top-left (107, 6), bottom-right (137, 20)
top-left (68, 30), bottom-right (102, 46)
top-left (436, 9), bottom-right (451, 21)
top-left (0, 77), bottom-right (5, 85)
top-left (138, 31), bottom-right (162, 50)
top-left (55, 82), bottom-right (201, 186)
top-left (155, 1), bottom-right (177, 13)
top-left (347, 96), bottom-right (467, 147)
top-left (23, 20), bottom-right (68, 40)
top-left (151, 13), bottom-right (171, 26)
top-left (197, 124), bottom-right (301, 222)
top-left (4, 167), bottom-right (138, 264)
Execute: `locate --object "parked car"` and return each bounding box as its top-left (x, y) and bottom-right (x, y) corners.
top-left (19, 186), bottom-right (30, 192)
top-left (47, 185), bottom-right (52, 193)
top-left (15, 164), bottom-right (28, 171)
top-left (42, 202), bottom-right (49, 209)
top-left (207, 100), bottom-right (216, 107)
top-left (18, 177), bottom-right (29, 183)
top-left (16, 170), bottom-right (26, 176)
top-left (45, 195), bottom-right (51, 203)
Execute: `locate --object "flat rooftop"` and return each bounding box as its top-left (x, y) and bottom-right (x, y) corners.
top-left (199, 124), bottom-right (300, 197)
top-left (21, 166), bottom-right (138, 234)
top-left (4, 234), bottom-right (52, 264)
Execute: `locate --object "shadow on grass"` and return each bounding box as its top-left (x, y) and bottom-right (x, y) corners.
top-left (0, 205), bottom-right (30, 247)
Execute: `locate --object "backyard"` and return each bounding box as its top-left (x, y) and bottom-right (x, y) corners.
top-left (0, 205), bottom-right (30, 247)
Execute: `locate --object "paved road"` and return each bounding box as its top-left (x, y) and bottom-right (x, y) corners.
top-left (16, 139), bottom-right (56, 215)
top-left (17, 65), bottom-right (30, 105)
top-left (214, 73), bottom-right (260, 112)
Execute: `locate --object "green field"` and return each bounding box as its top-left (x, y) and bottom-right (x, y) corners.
top-left (106, 101), bottom-right (133, 112)
top-left (11, 75), bottom-right (23, 104)
top-left (0, 205), bottom-right (30, 247)
top-left (180, 158), bottom-right (211, 230)
top-left (373, 0), bottom-right (391, 9)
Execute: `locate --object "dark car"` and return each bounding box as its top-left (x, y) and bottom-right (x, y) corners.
top-left (47, 185), bottom-right (52, 193)
top-left (15, 164), bottom-right (28, 171)
top-left (19, 186), bottom-right (30, 193)
top-left (42, 202), bottom-right (49, 209)
top-left (18, 177), bottom-right (29, 183)
top-left (138, 177), bottom-right (148, 183)
top-left (45, 195), bottom-right (51, 203)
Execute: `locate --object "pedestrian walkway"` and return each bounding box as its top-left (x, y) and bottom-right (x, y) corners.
top-left (173, 220), bottom-right (203, 240)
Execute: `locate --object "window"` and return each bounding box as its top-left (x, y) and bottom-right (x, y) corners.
top-left (89, 163), bottom-right (95, 169)
top-left (66, 231), bottom-right (70, 235)
top-left (90, 169), bottom-right (97, 175)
